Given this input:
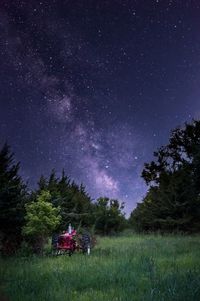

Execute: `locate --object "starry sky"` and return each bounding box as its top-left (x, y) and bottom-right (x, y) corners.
top-left (0, 1), bottom-right (200, 214)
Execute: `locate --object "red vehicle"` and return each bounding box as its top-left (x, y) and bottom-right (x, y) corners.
top-left (54, 230), bottom-right (77, 256)
top-left (52, 229), bottom-right (92, 256)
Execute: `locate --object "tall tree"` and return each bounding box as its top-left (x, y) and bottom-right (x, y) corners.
top-left (130, 120), bottom-right (200, 233)
top-left (0, 143), bottom-right (27, 253)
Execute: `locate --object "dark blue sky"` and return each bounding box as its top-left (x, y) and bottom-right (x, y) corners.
top-left (0, 1), bottom-right (200, 213)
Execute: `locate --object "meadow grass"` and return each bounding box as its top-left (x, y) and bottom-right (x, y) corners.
top-left (1, 234), bottom-right (200, 301)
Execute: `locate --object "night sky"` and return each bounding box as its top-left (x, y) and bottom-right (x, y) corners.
top-left (0, 1), bottom-right (200, 214)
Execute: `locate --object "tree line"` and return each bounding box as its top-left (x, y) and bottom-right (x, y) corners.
top-left (0, 144), bottom-right (126, 254)
top-left (130, 120), bottom-right (200, 233)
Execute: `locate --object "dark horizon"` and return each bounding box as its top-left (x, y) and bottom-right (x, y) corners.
top-left (1, 1), bottom-right (200, 214)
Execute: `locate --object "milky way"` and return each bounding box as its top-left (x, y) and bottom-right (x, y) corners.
top-left (0, 1), bottom-right (200, 214)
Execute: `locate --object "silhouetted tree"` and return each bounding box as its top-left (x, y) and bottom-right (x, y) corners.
top-left (130, 120), bottom-right (200, 233)
top-left (0, 144), bottom-right (27, 254)
top-left (95, 197), bottom-right (126, 234)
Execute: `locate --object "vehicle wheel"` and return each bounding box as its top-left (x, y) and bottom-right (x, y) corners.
top-left (69, 250), bottom-right (73, 256)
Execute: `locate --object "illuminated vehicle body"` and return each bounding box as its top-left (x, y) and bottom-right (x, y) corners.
top-left (52, 230), bottom-right (92, 256)
top-left (57, 232), bottom-right (76, 255)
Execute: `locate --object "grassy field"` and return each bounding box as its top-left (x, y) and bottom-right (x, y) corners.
top-left (1, 234), bottom-right (200, 301)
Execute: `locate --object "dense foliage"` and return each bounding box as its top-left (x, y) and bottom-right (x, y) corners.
top-left (22, 190), bottom-right (61, 253)
top-left (94, 197), bottom-right (126, 235)
top-left (0, 144), bottom-right (27, 254)
top-left (130, 120), bottom-right (200, 233)
top-left (0, 144), bottom-right (126, 254)
top-left (36, 170), bottom-right (95, 230)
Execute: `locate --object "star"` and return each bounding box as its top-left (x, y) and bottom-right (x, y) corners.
top-left (0, 0), bottom-right (199, 214)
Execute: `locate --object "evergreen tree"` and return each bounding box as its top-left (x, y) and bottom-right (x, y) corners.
top-left (0, 143), bottom-right (27, 253)
top-left (37, 175), bottom-right (48, 191)
top-left (35, 170), bottom-right (95, 230)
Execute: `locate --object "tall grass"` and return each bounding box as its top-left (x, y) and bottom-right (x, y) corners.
top-left (1, 235), bottom-right (200, 301)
